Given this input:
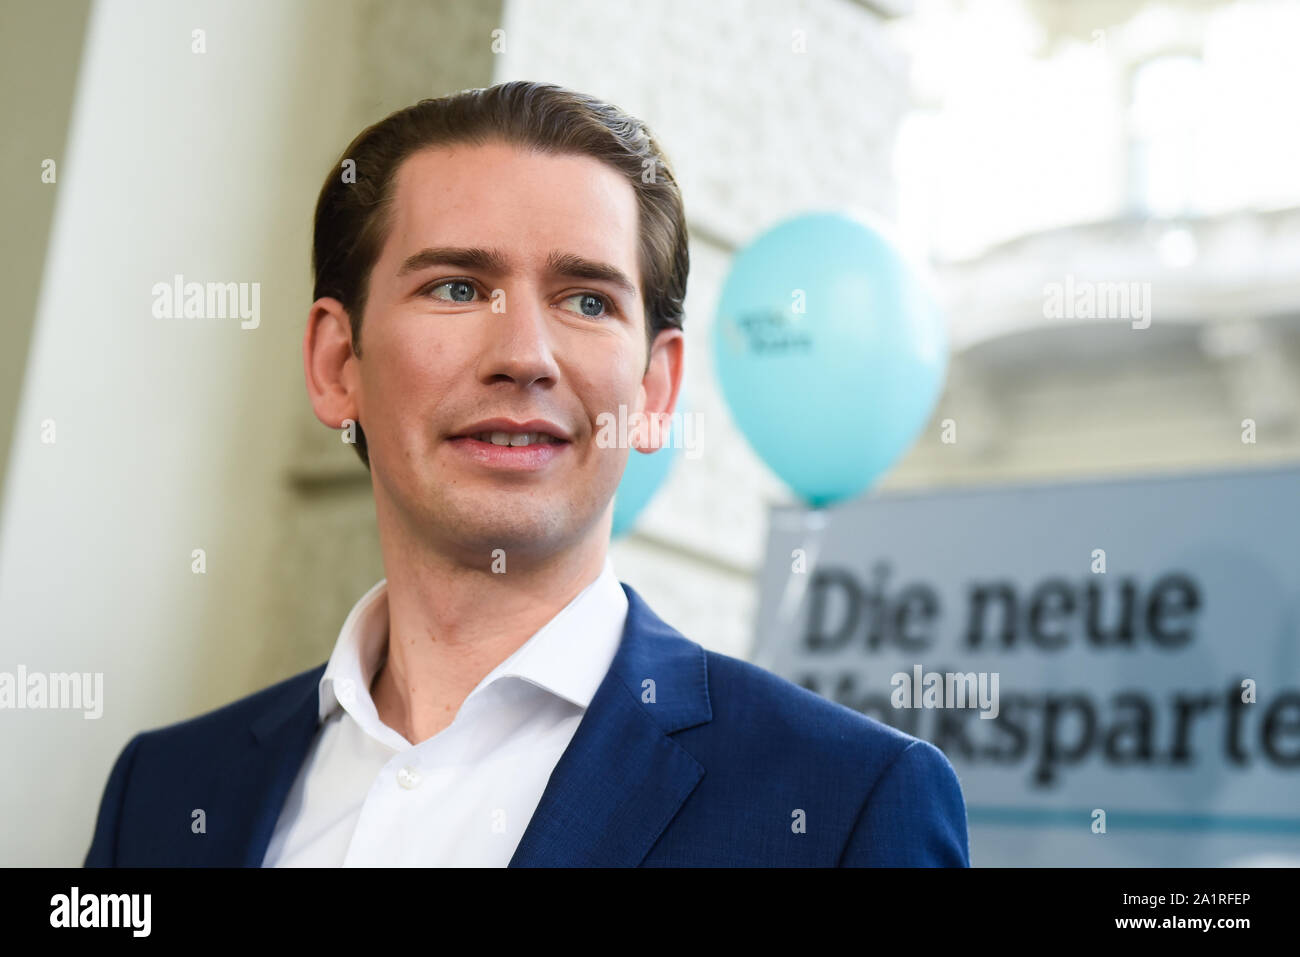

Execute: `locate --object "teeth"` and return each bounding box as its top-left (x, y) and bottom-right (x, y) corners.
top-left (473, 431), bottom-right (556, 446)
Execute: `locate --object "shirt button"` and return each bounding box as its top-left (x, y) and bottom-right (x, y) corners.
top-left (396, 766), bottom-right (422, 790)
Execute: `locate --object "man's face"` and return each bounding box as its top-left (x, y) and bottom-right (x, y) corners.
top-left (344, 141), bottom-right (678, 561)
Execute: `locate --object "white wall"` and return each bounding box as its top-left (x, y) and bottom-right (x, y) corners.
top-left (0, 0), bottom-right (494, 866)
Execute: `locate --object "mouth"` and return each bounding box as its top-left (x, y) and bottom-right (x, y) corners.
top-left (460, 430), bottom-right (566, 447)
top-left (446, 420), bottom-right (573, 471)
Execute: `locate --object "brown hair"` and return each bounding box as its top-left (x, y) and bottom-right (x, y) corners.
top-left (311, 80), bottom-right (690, 469)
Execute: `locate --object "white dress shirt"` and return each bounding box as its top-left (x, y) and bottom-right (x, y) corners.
top-left (261, 557), bottom-right (628, 867)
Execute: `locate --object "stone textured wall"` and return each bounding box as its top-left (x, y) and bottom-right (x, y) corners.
top-left (491, 0), bottom-right (911, 659)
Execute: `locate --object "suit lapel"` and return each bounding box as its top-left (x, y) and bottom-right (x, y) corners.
top-left (509, 583), bottom-right (712, 866)
top-left (226, 663), bottom-right (327, 866)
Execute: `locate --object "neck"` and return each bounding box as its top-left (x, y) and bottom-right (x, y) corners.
top-left (369, 500), bottom-right (612, 746)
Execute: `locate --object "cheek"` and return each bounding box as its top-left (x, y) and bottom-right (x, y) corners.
top-left (363, 331), bottom-right (455, 431)
top-left (568, 340), bottom-right (644, 418)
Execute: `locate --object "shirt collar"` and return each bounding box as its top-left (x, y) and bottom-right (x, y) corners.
top-left (317, 556), bottom-right (629, 731)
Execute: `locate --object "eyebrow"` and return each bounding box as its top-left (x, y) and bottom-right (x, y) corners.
top-left (397, 246), bottom-right (639, 299)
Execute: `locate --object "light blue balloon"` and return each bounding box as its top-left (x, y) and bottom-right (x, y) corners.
top-left (712, 210), bottom-right (947, 507)
top-left (611, 393), bottom-right (688, 538)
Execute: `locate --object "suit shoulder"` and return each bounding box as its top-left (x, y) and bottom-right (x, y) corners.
top-left (699, 648), bottom-right (921, 766)
top-left (133, 662), bottom-right (324, 754)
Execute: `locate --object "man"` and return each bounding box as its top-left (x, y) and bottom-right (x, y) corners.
top-left (85, 81), bottom-right (969, 867)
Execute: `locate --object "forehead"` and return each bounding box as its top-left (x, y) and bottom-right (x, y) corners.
top-left (380, 141), bottom-right (641, 279)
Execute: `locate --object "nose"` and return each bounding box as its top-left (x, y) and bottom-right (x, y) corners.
top-left (475, 286), bottom-right (561, 389)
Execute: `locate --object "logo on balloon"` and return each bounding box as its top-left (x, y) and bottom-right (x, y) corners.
top-left (731, 308), bottom-right (813, 355)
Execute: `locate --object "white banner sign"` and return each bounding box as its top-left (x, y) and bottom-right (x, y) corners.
top-left (753, 466), bottom-right (1300, 866)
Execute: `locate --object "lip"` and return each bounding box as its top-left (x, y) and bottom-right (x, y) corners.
top-left (446, 418), bottom-right (573, 472)
top-left (446, 435), bottom-right (570, 471)
top-left (450, 418), bottom-right (573, 442)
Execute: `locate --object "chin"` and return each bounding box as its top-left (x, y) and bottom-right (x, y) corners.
top-left (435, 493), bottom-right (573, 557)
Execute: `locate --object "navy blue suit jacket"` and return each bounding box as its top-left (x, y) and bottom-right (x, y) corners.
top-left (85, 583), bottom-right (970, 866)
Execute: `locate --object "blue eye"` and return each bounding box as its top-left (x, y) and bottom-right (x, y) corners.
top-left (427, 280), bottom-right (478, 302)
top-left (562, 292), bottom-right (611, 318)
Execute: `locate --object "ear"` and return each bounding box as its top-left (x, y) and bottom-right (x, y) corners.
top-left (303, 297), bottom-right (362, 431)
top-left (633, 327), bottom-right (684, 453)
